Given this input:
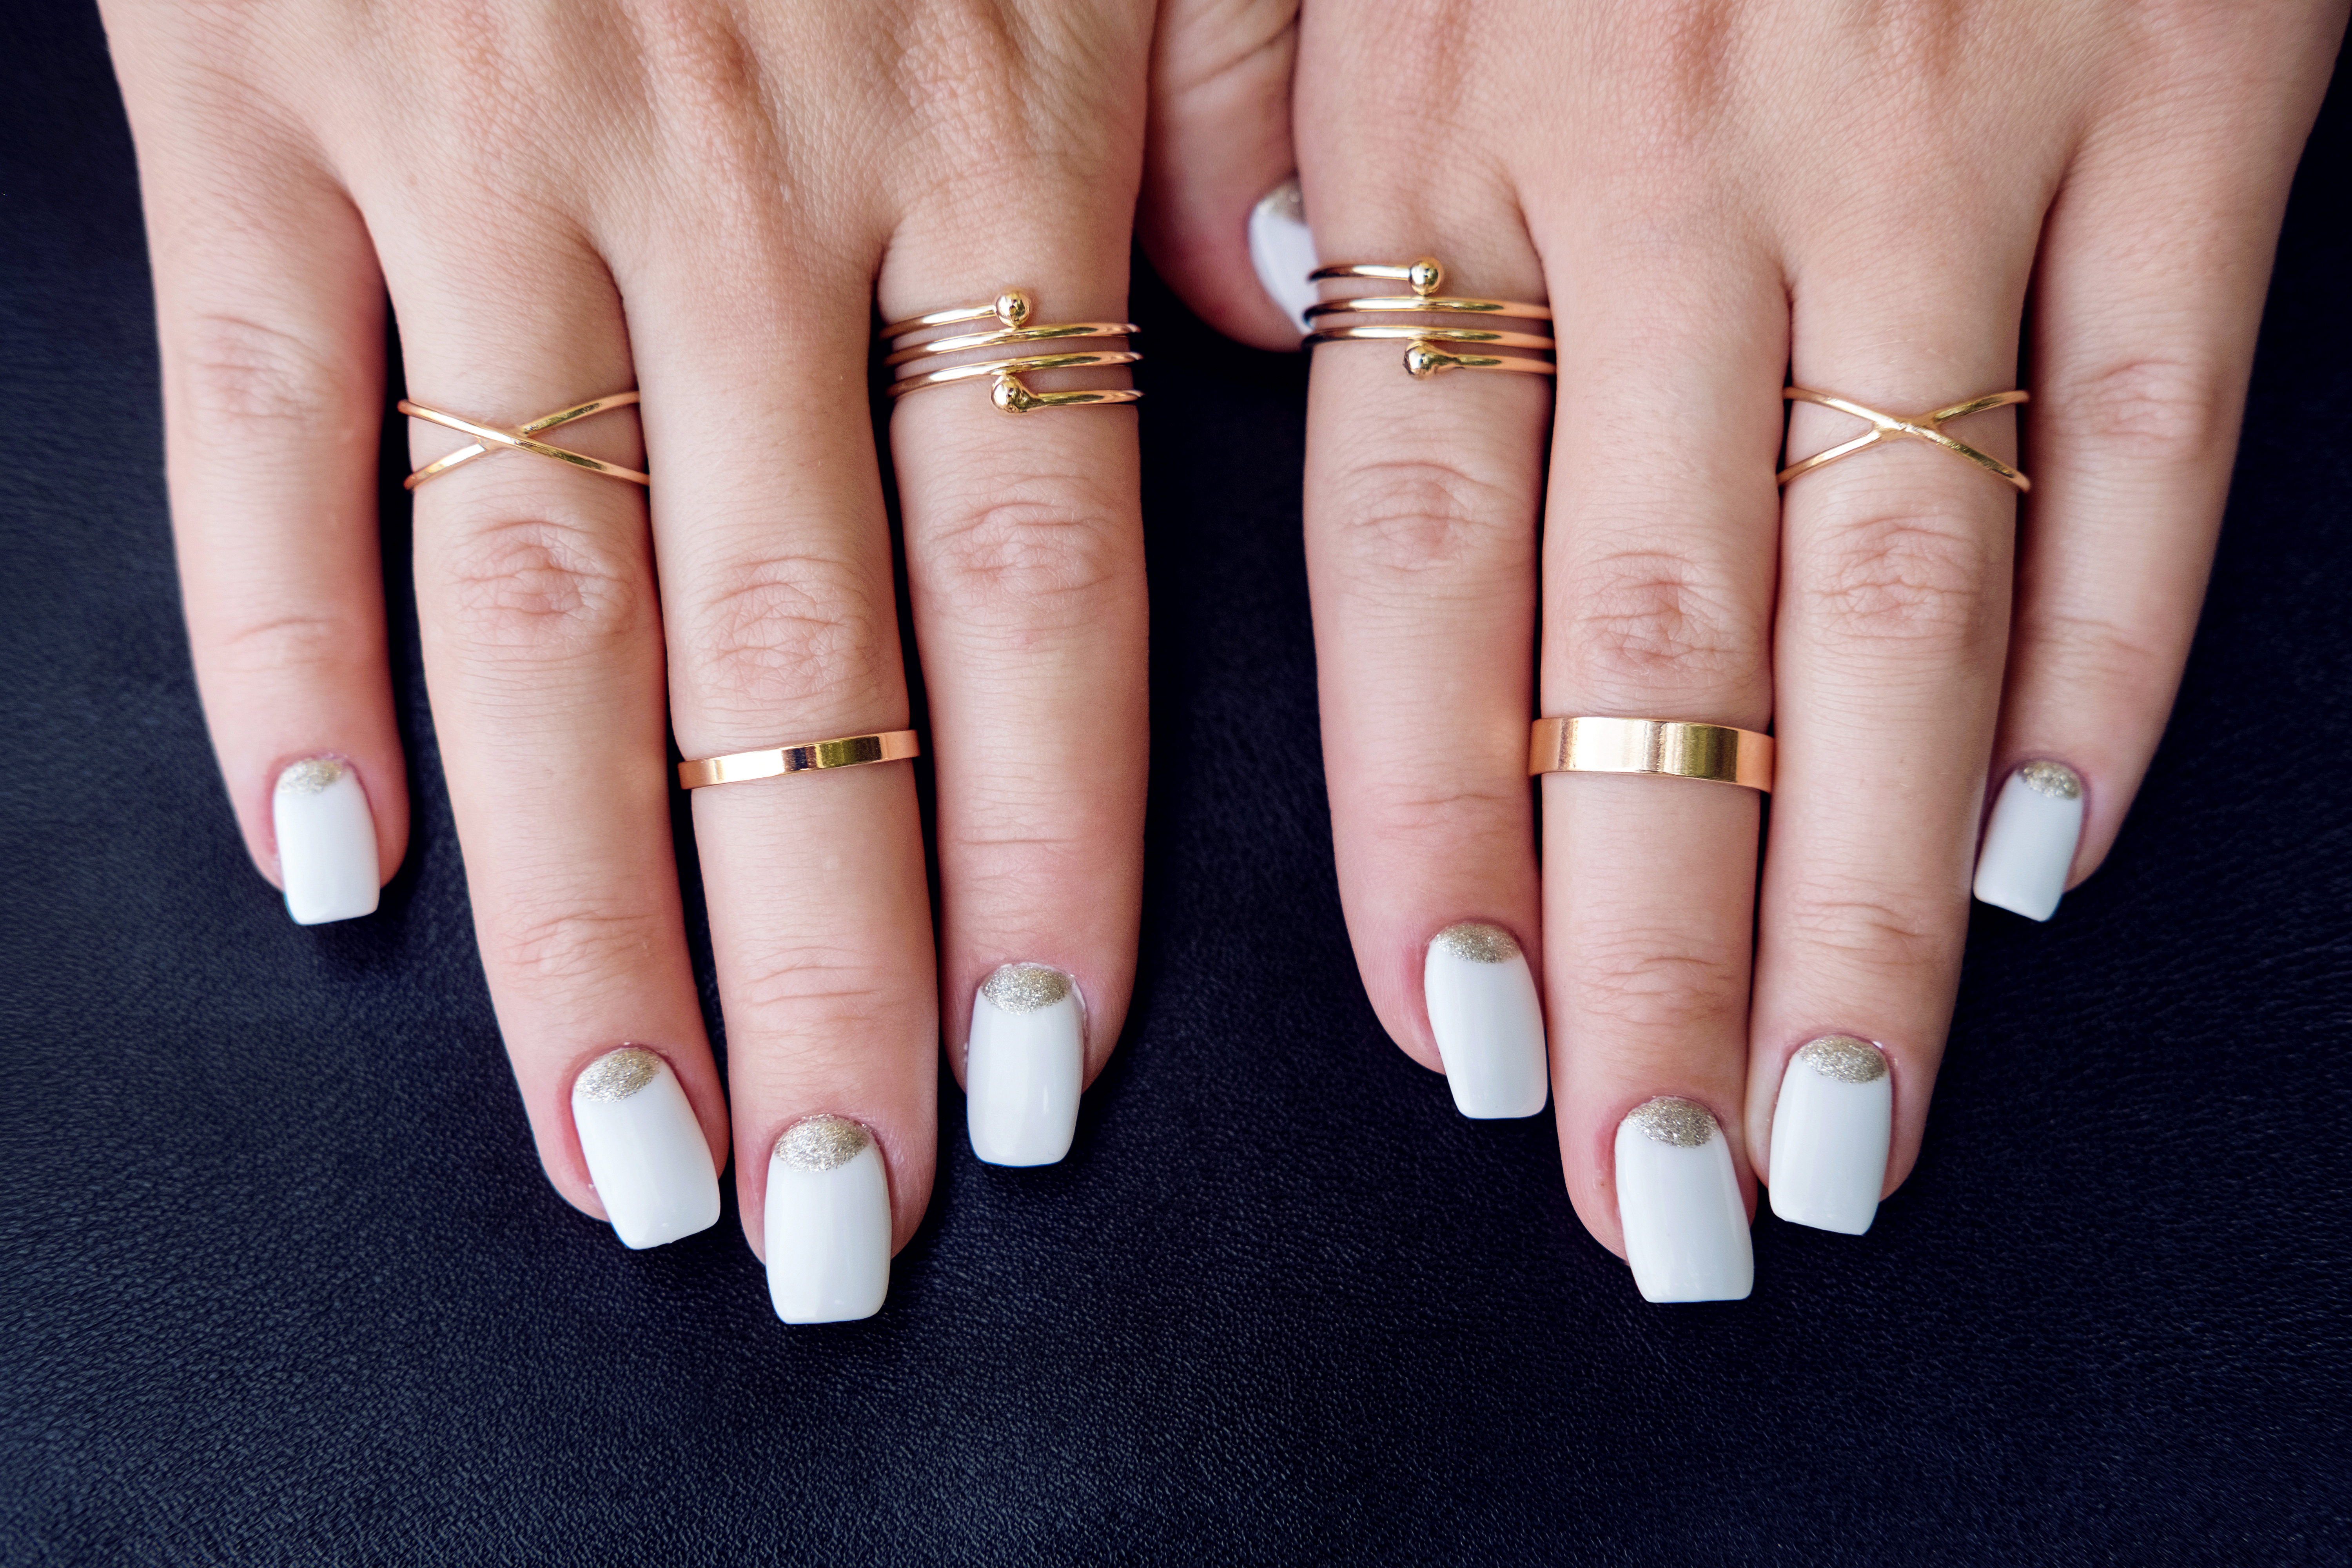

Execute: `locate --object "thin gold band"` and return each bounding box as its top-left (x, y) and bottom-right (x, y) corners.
top-left (678, 730), bottom-right (921, 790)
top-left (1529, 717), bottom-right (1773, 792)
top-left (1779, 387), bottom-right (2030, 492)
top-left (1305, 258), bottom-right (1556, 379)
top-left (881, 289), bottom-right (1140, 414)
top-left (399, 392), bottom-right (648, 490)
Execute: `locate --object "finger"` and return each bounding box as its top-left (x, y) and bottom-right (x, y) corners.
top-left (1531, 219), bottom-right (1787, 1300)
top-left (1141, 0), bottom-right (1305, 347)
top-left (883, 232), bottom-right (1148, 1167)
top-left (620, 195), bottom-right (934, 1318)
top-left (1748, 190), bottom-right (2040, 1234)
top-left (1978, 31), bottom-right (2341, 922)
top-left (118, 84), bottom-right (405, 923)
top-left (360, 199), bottom-right (725, 1248)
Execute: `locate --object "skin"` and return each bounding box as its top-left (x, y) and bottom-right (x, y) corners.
top-left (1145, 0), bottom-right (2347, 1260)
top-left (102, 0), bottom-right (1158, 1260)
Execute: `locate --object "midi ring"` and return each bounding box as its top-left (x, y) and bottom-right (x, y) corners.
top-left (398, 391), bottom-right (649, 490)
top-left (880, 289), bottom-right (1140, 414)
top-left (1529, 717), bottom-right (1773, 792)
top-left (1780, 387), bottom-right (2031, 492)
top-left (1305, 257), bottom-right (1556, 378)
top-left (678, 730), bottom-right (921, 790)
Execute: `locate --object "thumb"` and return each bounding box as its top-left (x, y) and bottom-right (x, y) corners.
top-left (1142, 0), bottom-right (1311, 351)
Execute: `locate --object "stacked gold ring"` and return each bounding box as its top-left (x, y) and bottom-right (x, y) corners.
top-left (1304, 257), bottom-right (1555, 379)
top-left (1529, 717), bottom-right (1773, 792)
top-left (880, 290), bottom-right (1141, 414)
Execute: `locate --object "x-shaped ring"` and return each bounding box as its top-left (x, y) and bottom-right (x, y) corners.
top-left (1779, 387), bottom-right (2030, 492)
top-left (397, 391), bottom-right (648, 490)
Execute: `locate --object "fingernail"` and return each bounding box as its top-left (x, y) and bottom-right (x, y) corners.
top-left (966, 963), bottom-right (1084, 1166)
top-left (273, 758), bottom-right (379, 925)
top-left (1614, 1097), bottom-right (1753, 1303)
top-left (1973, 760), bottom-right (2084, 921)
top-left (1248, 175), bottom-right (1320, 335)
top-left (766, 1115), bottom-right (891, 1324)
top-left (1423, 923), bottom-right (1548, 1119)
top-left (570, 1047), bottom-right (722, 1250)
top-left (1767, 1036), bottom-right (1892, 1236)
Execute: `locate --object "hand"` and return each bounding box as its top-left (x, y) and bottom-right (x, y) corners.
top-left (104, 0), bottom-right (1155, 1317)
top-left (1148, 0), bottom-right (2346, 1296)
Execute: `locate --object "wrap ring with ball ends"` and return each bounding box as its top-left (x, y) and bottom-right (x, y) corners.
top-left (1303, 257), bottom-right (1556, 378)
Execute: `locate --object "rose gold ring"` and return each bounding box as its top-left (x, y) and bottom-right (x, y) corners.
top-left (397, 391), bottom-right (648, 490)
top-left (1305, 257), bottom-right (1555, 378)
top-left (880, 289), bottom-right (1140, 414)
top-left (1779, 388), bottom-right (2029, 492)
top-left (677, 730), bottom-right (921, 790)
top-left (1529, 717), bottom-right (1773, 792)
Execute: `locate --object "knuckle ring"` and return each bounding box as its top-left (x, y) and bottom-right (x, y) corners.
top-left (397, 390), bottom-right (649, 490)
top-left (1304, 256), bottom-right (1556, 379)
top-left (1529, 716), bottom-right (1773, 792)
top-left (1779, 387), bottom-right (2031, 492)
top-left (677, 730), bottom-right (921, 790)
top-left (879, 289), bottom-right (1141, 414)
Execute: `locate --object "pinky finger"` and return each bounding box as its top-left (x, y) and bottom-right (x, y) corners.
top-left (1980, 36), bottom-right (2339, 920)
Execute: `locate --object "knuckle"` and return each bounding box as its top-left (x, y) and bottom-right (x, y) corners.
top-left (439, 517), bottom-right (648, 657)
top-left (721, 954), bottom-right (924, 1042)
top-left (1357, 780), bottom-right (1529, 844)
top-left (1322, 457), bottom-right (1530, 584)
top-left (683, 548), bottom-right (889, 715)
top-left (211, 611), bottom-right (359, 681)
top-left (1570, 929), bottom-right (1749, 1035)
top-left (488, 906), bottom-right (669, 989)
top-left (1779, 887), bottom-right (1951, 977)
top-left (1558, 552), bottom-right (1764, 701)
top-left (2052, 356), bottom-right (2227, 462)
top-left (922, 488), bottom-right (1131, 630)
top-left (179, 311), bottom-right (350, 437)
top-left (2018, 607), bottom-right (2178, 710)
top-left (1801, 510), bottom-right (1999, 654)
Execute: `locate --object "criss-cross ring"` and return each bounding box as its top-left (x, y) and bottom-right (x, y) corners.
top-left (1778, 387), bottom-right (2030, 492)
top-left (397, 391), bottom-right (648, 490)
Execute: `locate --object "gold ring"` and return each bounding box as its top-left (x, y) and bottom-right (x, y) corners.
top-left (1780, 388), bottom-right (2030, 492)
top-left (880, 290), bottom-right (1140, 414)
top-left (1529, 717), bottom-right (1773, 792)
top-left (678, 730), bottom-right (921, 790)
top-left (398, 391), bottom-right (648, 490)
top-left (1305, 258), bottom-right (1555, 378)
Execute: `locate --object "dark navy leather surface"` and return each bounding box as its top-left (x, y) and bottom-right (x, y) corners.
top-left (4, 7), bottom-right (2348, 1562)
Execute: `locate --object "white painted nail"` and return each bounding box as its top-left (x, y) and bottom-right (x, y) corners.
top-left (766, 1116), bottom-right (891, 1324)
top-left (1424, 923), bottom-right (1548, 1119)
top-left (1768, 1036), bottom-right (1892, 1236)
top-left (1248, 175), bottom-right (1320, 335)
top-left (1615, 1098), bottom-right (1753, 1303)
top-left (273, 758), bottom-right (379, 925)
top-left (570, 1047), bottom-right (721, 1250)
top-left (1973, 760), bottom-right (2084, 922)
top-left (966, 964), bottom-right (1084, 1166)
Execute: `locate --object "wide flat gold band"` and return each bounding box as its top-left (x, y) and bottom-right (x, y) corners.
top-left (881, 288), bottom-right (1139, 414)
top-left (1779, 387), bottom-right (2030, 492)
top-left (1529, 717), bottom-right (1773, 792)
top-left (678, 730), bottom-right (920, 790)
top-left (1305, 258), bottom-right (1555, 379)
top-left (399, 392), bottom-right (648, 490)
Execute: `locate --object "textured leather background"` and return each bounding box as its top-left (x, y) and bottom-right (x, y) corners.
top-left (4, 7), bottom-right (2349, 1563)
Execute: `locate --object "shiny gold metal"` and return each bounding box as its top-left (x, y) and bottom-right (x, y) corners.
top-left (398, 392), bottom-right (648, 490)
top-left (1528, 717), bottom-right (1773, 792)
top-left (880, 288), bottom-right (1140, 414)
top-left (1305, 257), bottom-right (1555, 378)
top-left (677, 730), bottom-right (921, 790)
top-left (1780, 388), bottom-right (2030, 492)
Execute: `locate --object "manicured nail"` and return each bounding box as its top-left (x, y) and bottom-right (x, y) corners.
top-left (570, 1047), bottom-right (721, 1250)
top-left (1248, 175), bottom-right (1320, 335)
top-left (1768, 1036), bottom-right (1892, 1236)
top-left (1614, 1097), bottom-right (1753, 1303)
top-left (966, 963), bottom-right (1084, 1167)
top-left (1973, 760), bottom-right (2084, 921)
top-left (273, 758), bottom-right (379, 925)
top-left (766, 1115), bottom-right (890, 1324)
top-left (1423, 923), bottom-right (1548, 1119)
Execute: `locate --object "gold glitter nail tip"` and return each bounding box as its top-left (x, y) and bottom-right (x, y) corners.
top-left (1626, 1096), bottom-right (1720, 1149)
top-left (275, 757), bottom-right (350, 796)
top-left (980, 962), bottom-right (1073, 1014)
top-left (1794, 1035), bottom-right (1889, 1085)
top-left (2019, 759), bottom-right (2083, 800)
top-left (1432, 922), bottom-right (1521, 964)
top-left (573, 1046), bottom-right (666, 1102)
top-left (773, 1114), bottom-right (873, 1172)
